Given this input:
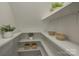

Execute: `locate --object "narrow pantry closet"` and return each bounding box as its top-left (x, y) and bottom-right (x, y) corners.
top-left (0, 2), bottom-right (79, 56)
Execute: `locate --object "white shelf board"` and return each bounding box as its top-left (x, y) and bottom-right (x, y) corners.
top-left (0, 32), bottom-right (21, 47)
top-left (41, 41), bottom-right (55, 56)
top-left (17, 32), bottom-right (58, 56)
top-left (34, 37), bottom-right (56, 56)
top-left (42, 2), bottom-right (79, 21)
top-left (18, 39), bottom-right (40, 42)
top-left (41, 32), bottom-right (79, 56)
top-left (17, 45), bottom-right (48, 56)
top-left (17, 47), bottom-right (40, 52)
top-left (18, 37), bottom-right (53, 56)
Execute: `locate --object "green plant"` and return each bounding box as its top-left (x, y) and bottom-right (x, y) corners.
top-left (0, 25), bottom-right (16, 32)
top-left (27, 33), bottom-right (34, 37)
top-left (50, 2), bottom-right (63, 11)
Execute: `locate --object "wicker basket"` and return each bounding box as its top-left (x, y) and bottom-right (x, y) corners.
top-left (48, 31), bottom-right (56, 36)
top-left (55, 32), bottom-right (65, 41)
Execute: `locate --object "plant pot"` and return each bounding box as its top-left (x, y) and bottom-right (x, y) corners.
top-left (3, 32), bottom-right (13, 38)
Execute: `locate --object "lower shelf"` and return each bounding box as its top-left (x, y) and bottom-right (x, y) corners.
top-left (17, 47), bottom-right (43, 56)
top-left (17, 47), bottom-right (40, 52)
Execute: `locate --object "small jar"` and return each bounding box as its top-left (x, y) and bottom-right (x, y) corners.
top-left (24, 43), bottom-right (30, 49)
top-left (31, 43), bottom-right (37, 49)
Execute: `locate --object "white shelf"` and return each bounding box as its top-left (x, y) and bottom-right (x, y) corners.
top-left (42, 2), bottom-right (79, 21)
top-left (17, 47), bottom-right (40, 52)
top-left (41, 32), bottom-right (79, 56)
top-left (18, 39), bottom-right (40, 42)
top-left (40, 41), bottom-right (55, 56)
top-left (17, 37), bottom-right (50, 56)
top-left (0, 32), bottom-right (21, 47)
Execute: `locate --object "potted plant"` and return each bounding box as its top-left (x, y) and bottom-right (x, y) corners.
top-left (0, 25), bottom-right (16, 38)
top-left (50, 2), bottom-right (63, 11)
top-left (27, 33), bottom-right (34, 40)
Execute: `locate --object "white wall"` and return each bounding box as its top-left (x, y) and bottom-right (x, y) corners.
top-left (47, 13), bottom-right (79, 44)
top-left (9, 2), bottom-right (51, 32)
top-left (0, 2), bottom-right (15, 26)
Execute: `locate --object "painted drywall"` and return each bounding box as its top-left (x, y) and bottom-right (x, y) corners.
top-left (0, 2), bottom-right (20, 33)
top-left (0, 2), bottom-right (15, 26)
top-left (46, 13), bottom-right (79, 44)
top-left (9, 2), bottom-right (51, 32)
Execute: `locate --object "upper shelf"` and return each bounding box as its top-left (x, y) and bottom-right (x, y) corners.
top-left (42, 2), bottom-right (79, 21)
